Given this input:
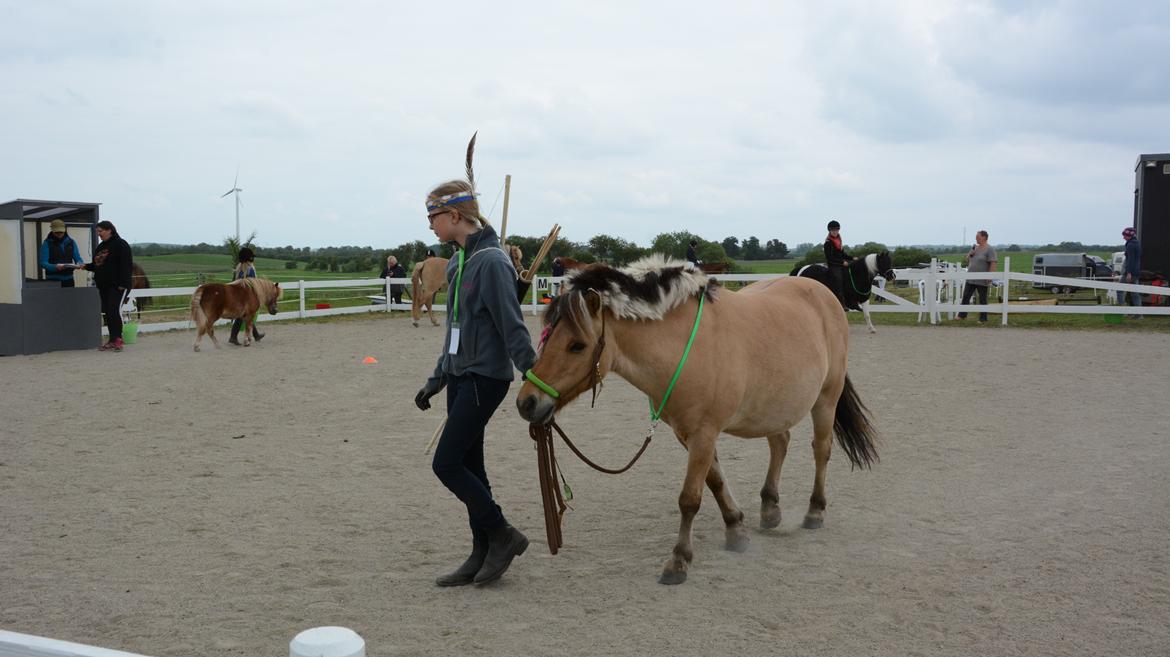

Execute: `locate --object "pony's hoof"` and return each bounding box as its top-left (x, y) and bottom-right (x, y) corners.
top-left (761, 507), bottom-right (781, 529)
top-left (193, 346), bottom-right (200, 352)
top-left (658, 570), bottom-right (687, 585)
top-left (412, 321), bottom-right (419, 327)
top-left (802, 516), bottom-right (824, 529)
top-left (724, 534), bottom-right (750, 553)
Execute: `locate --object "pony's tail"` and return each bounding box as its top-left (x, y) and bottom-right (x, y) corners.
top-left (833, 374), bottom-right (879, 470)
top-left (190, 287), bottom-right (206, 328)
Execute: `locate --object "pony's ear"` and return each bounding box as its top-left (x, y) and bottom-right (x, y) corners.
top-left (585, 288), bottom-right (603, 316)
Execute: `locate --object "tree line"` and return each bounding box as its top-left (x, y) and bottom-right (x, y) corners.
top-left (131, 234), bottom-right (1125, 275)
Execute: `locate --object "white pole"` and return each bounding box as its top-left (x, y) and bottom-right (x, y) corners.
top-left (1001, 256), bottom-right (1011, 326)
top-left (235, 192), bottom-right (240, 244)
top-left (298, 280), bottom-right (306, 318)
top-left (385, 276), bottom-right (392, 313)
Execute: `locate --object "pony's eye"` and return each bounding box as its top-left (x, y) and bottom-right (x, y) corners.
top-left (569, 342), bottom-right (587, 353)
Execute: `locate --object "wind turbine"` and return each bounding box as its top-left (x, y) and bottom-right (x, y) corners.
top-left (220, 172), bottom-right (243, 242)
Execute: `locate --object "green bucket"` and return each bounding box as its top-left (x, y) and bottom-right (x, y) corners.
top-left (122, 321), bottom-right (139, 344)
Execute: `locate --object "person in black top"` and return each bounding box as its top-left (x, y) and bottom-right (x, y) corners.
top-left (686, 239), bottom-right (700, 266)
top-left (81, 220), bottom-right (134, 351)
top-left (379, 255), bottom-right (407, 304)
top-left (823, 220), bottom-right (853, 308)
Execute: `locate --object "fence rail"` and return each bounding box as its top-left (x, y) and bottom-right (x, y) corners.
top-left (116, 260), bottom-right (1168, 335)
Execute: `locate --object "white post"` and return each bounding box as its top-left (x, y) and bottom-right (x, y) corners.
top-left (385, 276), bottom-right (392, 313)
top-left (927, 258), bottom-right (938, 324)
top-left (1001, 256), bottom-right (1011, 326)
top-left (298, 281), bottom-right (306, 318)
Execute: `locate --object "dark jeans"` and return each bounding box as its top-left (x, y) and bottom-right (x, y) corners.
top-left (958, 283), bottom-right (989, 321)
top-left (432, 373), bottom-right (512, 532)
top-left (390, 284), bottom-right (404, 305)
top-left (99, 286), bottom-right (123, 340)
top-left (827, 265), bottom-right (848, 309)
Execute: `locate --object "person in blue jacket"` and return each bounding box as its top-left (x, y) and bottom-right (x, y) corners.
top-left (414, 168), bottom-right (537, 587)
top-left (1121, 226), bottom-right (1142, 317)
top-left (39, 219), bottom-right (83, 287)
top-left (229, 247), bottom-right (264, 344)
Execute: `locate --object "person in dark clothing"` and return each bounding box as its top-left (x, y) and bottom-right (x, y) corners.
top-left (1121, 226), bottom-right (1142, 318)
top-left (686, 239), bottom-right (700, 266)
top-left (229, 247), bottom-right (265, 345)
top-left (379, 255), bottom-right (407, 304)
top-left (550, 257), bottom-right (566, 296)
top-left (39, 219), bottom-right (84, 287)
top-left (81, 220), bottom-right (133, 351)
top-left (414, 167), bottom-right (536, 587)
top-left (823, 220), bottom-right (853, 308)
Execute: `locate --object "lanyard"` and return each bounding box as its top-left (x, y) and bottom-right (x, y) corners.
top-left (450, 248), bottom-right (466, 323)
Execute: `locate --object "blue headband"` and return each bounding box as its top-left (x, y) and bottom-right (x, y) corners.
top-left (426, 192), bottom-right (477, 211)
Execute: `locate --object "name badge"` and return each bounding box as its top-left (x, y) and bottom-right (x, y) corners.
top-left (448, 326), bottom-right (460, 355)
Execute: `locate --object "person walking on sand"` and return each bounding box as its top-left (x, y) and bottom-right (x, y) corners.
top-left (414, 137), bottom-right (536, 587)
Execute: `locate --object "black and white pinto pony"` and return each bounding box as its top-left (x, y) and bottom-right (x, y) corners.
top-left (792, 252), bottom-right (896, 334)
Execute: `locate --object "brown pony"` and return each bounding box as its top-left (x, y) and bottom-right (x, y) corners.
top-left (697, 261), bottom-right (730, 275)
top-left (411, 257), bottom-right (450, 327)
top-left (552, 256), bottom-right (588, 272)
top-left (190, 278), bottom-right (281, 351)
top-left (130, 263), bottom-right (151, 318)
top-left (516, 255), bottom-right (878, 584)
top-left (507, 244), bottom-right (524, 275)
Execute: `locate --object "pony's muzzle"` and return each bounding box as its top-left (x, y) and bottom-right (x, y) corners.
top-left (517, 393), bottom-right (556, 425)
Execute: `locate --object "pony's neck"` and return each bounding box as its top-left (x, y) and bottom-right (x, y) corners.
top-left (605, 298), bottom-right (701, 404)
top-left (864, 253), bottom-right (877, 276)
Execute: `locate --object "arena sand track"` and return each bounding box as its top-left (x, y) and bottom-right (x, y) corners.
top-left (1, 313), bottom-right (1168, 657)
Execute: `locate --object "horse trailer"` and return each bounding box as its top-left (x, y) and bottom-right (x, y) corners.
top-left (1031, 253), bottom-right (1112, 293)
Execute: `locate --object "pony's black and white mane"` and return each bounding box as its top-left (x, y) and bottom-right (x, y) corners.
top-left (545, 255), bottom-right (713, 330)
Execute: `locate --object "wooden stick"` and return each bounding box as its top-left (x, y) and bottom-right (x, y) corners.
top-left (522, 223), bottom-right (560, 283)
top-left (424, 417), bottom-right (447, 455)
top-left (499, 174), bottom-right (512, 249)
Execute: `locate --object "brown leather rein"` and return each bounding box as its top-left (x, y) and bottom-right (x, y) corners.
top-left (528, 299), bottom-right (654, 554)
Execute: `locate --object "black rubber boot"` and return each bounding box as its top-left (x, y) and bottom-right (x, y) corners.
top-left (435, 530), bottom-right (488, 587)
top-left (473, 524), bottom-right (529, 585)
top-left (252, 325), bottom-right (264, 341)
top-left (228, 320), bottom-right (242, 346)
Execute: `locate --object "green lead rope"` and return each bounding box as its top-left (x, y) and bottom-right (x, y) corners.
top-left (648, 293), bottom-right (704, 422)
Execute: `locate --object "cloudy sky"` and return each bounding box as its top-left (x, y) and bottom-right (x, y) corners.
top-left (2, 1), bottom-right (1167, 250)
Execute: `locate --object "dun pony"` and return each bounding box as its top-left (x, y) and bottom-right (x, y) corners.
top-left (516, 255), bottom-right (878, 584)
top-left (411, 257), bottom-right (450, 327)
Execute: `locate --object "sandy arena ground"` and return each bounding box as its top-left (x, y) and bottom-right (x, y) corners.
top-left (1, 312), bottom-right (1168, 656)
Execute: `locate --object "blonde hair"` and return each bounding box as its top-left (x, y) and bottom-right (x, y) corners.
top-left (428, 180), bottom-right (489, 229)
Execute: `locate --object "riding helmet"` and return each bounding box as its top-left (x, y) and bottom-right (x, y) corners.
top-left (827, 220), bottom-right (841, 230)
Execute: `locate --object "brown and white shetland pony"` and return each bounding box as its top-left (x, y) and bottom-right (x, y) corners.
top-left (190, 278), bottom-right (281, 351)
top-left (552, 256), bottom-right (588, 272)
top-left (516, 255), bottom-right (878, 585)
top-left (411, 257), bottom-right (449, 327)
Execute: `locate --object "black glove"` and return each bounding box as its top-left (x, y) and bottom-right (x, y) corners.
top-left (415, 381), bottom-right (443, 411)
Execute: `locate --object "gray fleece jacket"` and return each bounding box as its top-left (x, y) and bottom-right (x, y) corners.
top-left (426, 226), bottom-right (536, 390)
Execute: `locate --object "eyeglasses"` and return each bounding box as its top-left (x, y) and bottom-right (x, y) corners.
top-left (427, 210), bottom-right (451, 224)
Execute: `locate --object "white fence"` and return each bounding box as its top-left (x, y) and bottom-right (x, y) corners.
top-left (119, 259), bottom-right (1169, 335)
